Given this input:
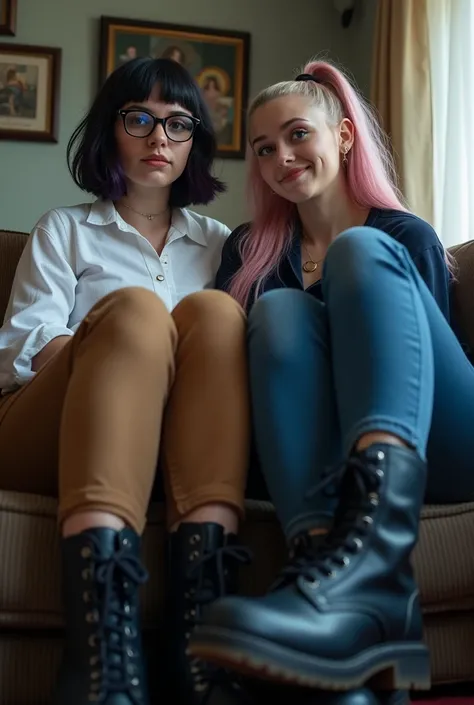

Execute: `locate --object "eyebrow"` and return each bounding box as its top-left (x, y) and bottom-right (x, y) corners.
top-left (125, 104), bottom-right (192, 116)
top-left (251, 117), bottom-right (311, 147)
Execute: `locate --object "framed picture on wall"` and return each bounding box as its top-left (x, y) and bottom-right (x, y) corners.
top-left (99, 16), bottom-right (251, 159)
top-left (0, 43), bottom-right (61, 142)
top-left (0, 0), bottom-right (17, 36)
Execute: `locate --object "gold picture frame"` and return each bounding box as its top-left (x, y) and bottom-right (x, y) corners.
top-left (0, 43), bottom-right (61, 142)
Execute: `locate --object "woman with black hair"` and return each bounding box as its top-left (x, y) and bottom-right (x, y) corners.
top-left (0, 57), bottom-right (250, 705)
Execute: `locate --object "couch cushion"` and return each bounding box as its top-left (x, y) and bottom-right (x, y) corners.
top-left (0, 490), bottom-right (473, 632)
top-left (0, 230), bottom-right (28, 324)
top-left (449, 239), bottom-right (474, 353)
top-left (0, 490), bottom-right (286, 631)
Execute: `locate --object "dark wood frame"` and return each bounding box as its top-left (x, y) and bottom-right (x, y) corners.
top-left (99, 16), bottom-right (250, 159)
top-left (0, 43), bottom-right (61, 143)
top-left (0, 0), bottom-right (17, 36)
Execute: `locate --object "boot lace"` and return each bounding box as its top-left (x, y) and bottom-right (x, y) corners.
top-left (273, 452), bottom-right (385, 590)
top-left (83, 538), bottom-right (149, 703)
top-left (186, 542), bottom-right (253, 701)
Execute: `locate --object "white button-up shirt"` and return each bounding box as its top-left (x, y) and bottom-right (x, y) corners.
top-left (0, 199), bottom-right (230, 392)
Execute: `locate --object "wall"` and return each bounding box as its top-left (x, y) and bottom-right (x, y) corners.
top-left (331, 0), bottom-right (377, 96)
top-left (0, 0), bottom-right (350, 233)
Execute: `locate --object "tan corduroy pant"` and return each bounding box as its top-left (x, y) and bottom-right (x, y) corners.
top-left (0, 287), bottom-right (250, 533)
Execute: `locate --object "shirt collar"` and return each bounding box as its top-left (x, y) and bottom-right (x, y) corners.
top-left (87, 199), bottom-right (208, 247)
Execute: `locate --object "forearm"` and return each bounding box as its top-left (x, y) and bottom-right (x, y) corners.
top-left (32, 335), bottom-right (71, 371)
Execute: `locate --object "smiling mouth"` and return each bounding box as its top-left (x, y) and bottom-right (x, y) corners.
top-left (280, 167), bottom-right (308, 183)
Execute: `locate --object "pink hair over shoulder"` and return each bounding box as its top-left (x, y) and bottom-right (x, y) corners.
top-left (228, 60), bottom-right (407, 309)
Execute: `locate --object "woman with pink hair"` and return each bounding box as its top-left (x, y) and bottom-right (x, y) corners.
top-left (188, 60), bottom-right (474, 705)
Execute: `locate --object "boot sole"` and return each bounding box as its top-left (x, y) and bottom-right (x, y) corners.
top-left (189, 627), bottom-right (431, 692)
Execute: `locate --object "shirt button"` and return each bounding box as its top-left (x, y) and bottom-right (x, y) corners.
top-left (156, 275), bottom-right (164, 282)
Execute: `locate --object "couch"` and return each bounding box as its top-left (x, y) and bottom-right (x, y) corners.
top-left (1, 228), bottom-right (474, 704)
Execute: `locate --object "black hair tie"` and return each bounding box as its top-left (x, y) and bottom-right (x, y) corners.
top-left (295, 73), bottom-right (320, 83)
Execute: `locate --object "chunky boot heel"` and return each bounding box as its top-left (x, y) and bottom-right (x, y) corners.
top-left (54, 527), bottom-right (149, 705)
top-left (190, 444), bottom-right (430, 693)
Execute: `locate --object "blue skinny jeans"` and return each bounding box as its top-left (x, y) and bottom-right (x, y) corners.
top-left (248, 227), bottom-right (474, 541)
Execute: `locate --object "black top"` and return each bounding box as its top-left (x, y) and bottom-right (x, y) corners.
top-left (216, 207), bottom-right (452, 321)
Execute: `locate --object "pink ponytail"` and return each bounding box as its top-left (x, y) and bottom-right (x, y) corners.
top-left (229, 60), bottom-right (406, 310)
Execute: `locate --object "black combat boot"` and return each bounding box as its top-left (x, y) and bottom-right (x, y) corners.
top-left (189, 444), bottom-right (430, 693)
top-left (54, 527), bottom-right (149, 705)
top-left (164, 522), bottom-right (251, 705)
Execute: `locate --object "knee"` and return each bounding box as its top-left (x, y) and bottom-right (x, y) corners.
top-left (88, 287), bottom-right (175, 356)
top-left (172, 289), bottom-right (246, 337)
top-left (249, 289), bottom-right (324, 365)
top-left (325, 226), bottom-right (402, 272)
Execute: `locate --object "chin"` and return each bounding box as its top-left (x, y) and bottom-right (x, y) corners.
top-left (132, 174), bottom-right (176, 190)
top-left (276, 177), bottom-right (325, 204)
top-left (278, 186), bottom-right (321, 204)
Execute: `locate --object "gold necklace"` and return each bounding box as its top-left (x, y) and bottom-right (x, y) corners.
top-left (120, 202), bottom-right (169, 221)
top-left (301, 242), bottom-right (325, 273)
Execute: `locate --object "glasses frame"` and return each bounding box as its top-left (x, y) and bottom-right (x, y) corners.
top-left (118, 109), bottom-right (200, 142)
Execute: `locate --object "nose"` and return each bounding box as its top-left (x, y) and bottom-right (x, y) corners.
top-left (275, 143), bottom-right (295, 166)
top-left (147, 121), bottom-right (167, 146)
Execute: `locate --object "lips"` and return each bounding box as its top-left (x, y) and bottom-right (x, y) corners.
top-left (142, 154), bottom-right (170, 164)
top-left (279, 167), bottom-right (308, 183)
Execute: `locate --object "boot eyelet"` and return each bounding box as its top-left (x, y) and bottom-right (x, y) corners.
top-left (369, 492), bottom-right (379, 505)
top-left (376, 468), bottom-right (384, 478)
top-left (82, 568), bottom-right (93, 580)
top-left (189, 608), bottom-right (196, 617)
top-left (89, 656), bottom-right (100, 666)
top-left (122, 537), bottom-right (130, 547)
top-left (88, 634), bottom-right (98, 647)
top-left (190, 534), bottom-right (201, 544)
top-left (86, 610), bottom-right (99, 623)
top-left (90, 670), bottom-right (101, 680)
top-left (189, 550), bottom-right (200, 560)
top-left (124, 626), bottom-right (132, 636)
top-left (375, 450), bottom-right (385, 460)
top-left (81, 547), bottom-right (92, 558)
top-left (127, 648), bottom-right (135, 658)
top-left (83, 590), bottom-right (93, 603)
top-left (353, 538), bottom-right (363, 551)
top-left (341, 556), bottom-right (350, 566)
top-left (131, 677), bottom-right (140, 686)
top-left (124, 603), bottom-right (131, 614)
top-left (185, 631), bottom-right (191, 639)
top-left (362, 515), bottom-right (373, 526)
top-left (327, 570), bottom-right (336, 579)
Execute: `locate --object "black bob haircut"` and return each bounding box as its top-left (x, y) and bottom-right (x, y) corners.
top-left (67, 58), bottom-right (225, 207)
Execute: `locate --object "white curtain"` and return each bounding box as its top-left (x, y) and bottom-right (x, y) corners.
top-left (427, 0), bottom-right (474, 246)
